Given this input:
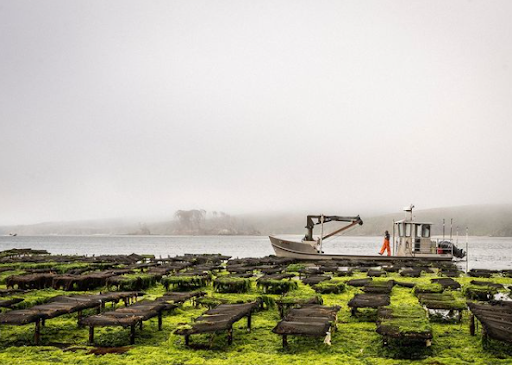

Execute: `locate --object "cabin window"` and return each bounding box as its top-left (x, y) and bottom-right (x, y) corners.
top-left (422, 225), bottom-right (431, 238)
top-left (405, 223), bottom-right (411, 237)
top-left (415, 225), bottom-right (422, 238)
top-left (398, 223), bottom-right (404, 237)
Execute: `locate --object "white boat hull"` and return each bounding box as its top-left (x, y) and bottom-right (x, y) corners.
top-left (269, 236), bottom-right (453, 261)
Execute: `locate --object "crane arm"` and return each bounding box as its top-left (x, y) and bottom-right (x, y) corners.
top-left (304, 215), bottom-right (363, 241)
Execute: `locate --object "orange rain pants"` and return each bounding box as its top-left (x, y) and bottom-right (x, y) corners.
top-left (379, 238), bottom-right (391, 256)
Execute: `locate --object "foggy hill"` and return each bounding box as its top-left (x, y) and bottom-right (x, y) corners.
top-left (1, 205), bottom-right (512, 237)
top-left (355, 204), bottom-right (512, 237)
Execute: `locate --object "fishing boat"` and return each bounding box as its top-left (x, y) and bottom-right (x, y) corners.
top-left (269, 205), bottom-right (465, 261)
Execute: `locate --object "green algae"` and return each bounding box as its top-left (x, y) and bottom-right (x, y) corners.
top-left (285, 264), bottom-right (306, 273)
top-left (213, 277), bottom-right (251, 293)
top-left (256, 279), bottom-right (298, 294)
top-left (313, 281), bottom-right (346, 294)
top-left (378, 304), bottom-right (432, 334)
top-left (161, 275), bottom-right (211, 291)
top-left (107, 273), bottom-right (159, 291)
top-left (413, 283), bottom-right (444, 295)
top-left (463, 284), bottom-right (499, 300)
top-left (0, 269), bottom-right (510, 364)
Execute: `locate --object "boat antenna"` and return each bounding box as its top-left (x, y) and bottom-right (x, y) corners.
top-left (319, 214), bottom-right (325, 253)
top-left (392, 219), bottom-right (395, 255)
top-left (465, 226), bottom-right (469, 273)
top-left (404, 204), bottom-right (414, 220)
top-left (450, 218), bottom-right (453, 240)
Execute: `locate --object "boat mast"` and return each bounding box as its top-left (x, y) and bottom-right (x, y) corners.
top-left (319, 214), bottom-right (324, 253)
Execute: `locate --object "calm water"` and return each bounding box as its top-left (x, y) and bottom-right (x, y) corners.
top-left (0, 235), bottom-right (510, 270)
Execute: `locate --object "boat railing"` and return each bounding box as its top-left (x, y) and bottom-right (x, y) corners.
top-left (408, 239), bottom-right (454, 257)
top-left (433, 239), bottom-right (454, 256)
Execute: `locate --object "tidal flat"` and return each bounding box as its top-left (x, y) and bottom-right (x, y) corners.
top-left (0, 258), bottom-right (511, 365)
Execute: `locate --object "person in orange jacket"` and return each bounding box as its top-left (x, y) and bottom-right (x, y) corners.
top-left (379, 230), bottom-right (391, 256)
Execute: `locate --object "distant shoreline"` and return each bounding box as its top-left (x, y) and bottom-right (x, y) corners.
top-left (2, 234), bottom-right (512, 238)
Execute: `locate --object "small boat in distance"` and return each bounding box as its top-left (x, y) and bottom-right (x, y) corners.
top-left (269, 205), bottom-right (465, 261)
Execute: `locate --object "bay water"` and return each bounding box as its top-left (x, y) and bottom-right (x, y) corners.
top-left (0, 235), bottom-right (510, 270)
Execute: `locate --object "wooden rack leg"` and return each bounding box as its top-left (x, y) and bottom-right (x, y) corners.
top-left (130, 324), bottom-right (136, 345)
top-left (139, 321), bottom-right (143, 330)
top-left (185, 335), bottom-right (190, 346)
top-left (77, 310), bottom-right (83, 327)
top-left (282, 335), bottom-right (288, 348)
top-left (482, 327), bottom-right (488, 348)
top-left (158, 312), bottom-right (163, 331)
top-left (34, 319), bottom-right (41, 345)
top-left (247, 313), bottom-right (252, 332)
top-left (89, 326), bottom-right (94, 345)
top-left (227, 327), bottom-right (233, 345)
top-left (469, 313), bottom-right (475, 336)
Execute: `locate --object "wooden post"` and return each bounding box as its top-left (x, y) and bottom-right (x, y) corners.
top-left (482, 326), bottom-right (488, 348)
top-left (469, 313), bottom-right (475, 336)
top-left (185, 335), bottom-right (190, 346)
top-left (282, 335), bottom-right (288, 348)
top-left (130, 324), bottom-right (136, 344)
top-left (247, 313), bottom-right (252, 332)
top-left (227, 327), bottom-right (233, 345)
top-left (89, 326), bottom-right (94, 344)
top-left (158, 312), bottom-right (163, 331)
top-left (34, 319), bottom-right (41, 345)
top-left (139, 320), bottom-right (143, 330)
top-left (41, 318), bottom-right (46, 327)
top-left (77, 310), bottom-right (83, 328)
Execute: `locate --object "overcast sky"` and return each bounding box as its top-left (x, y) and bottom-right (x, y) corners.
top-left (1, 1), bottom-right (511, 225)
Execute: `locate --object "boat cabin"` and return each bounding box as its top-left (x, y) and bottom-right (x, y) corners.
top-left (394, 219), bottom-right (435, 256)
top-left (393, 205), bottom-right (452, 257)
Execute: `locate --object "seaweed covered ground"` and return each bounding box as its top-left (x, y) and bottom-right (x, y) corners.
top-left (0, 260), bottom-right (512, 365)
